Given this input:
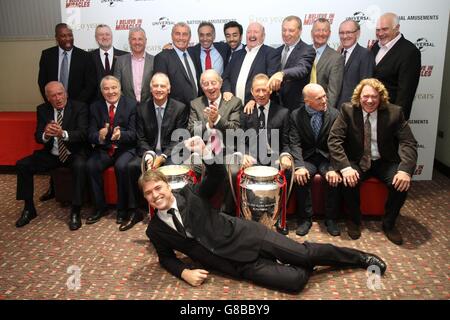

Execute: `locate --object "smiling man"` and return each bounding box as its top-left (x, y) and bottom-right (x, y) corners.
top-left (328, 78), bottom-right (418, 245)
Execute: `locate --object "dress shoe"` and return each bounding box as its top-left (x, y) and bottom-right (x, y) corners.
top-left (360, 253), bottom-right (387, 275)
top-left (383, 225), bottom-right (403, 245)
top-left (39, 189), bottom-right (55, 202)
top-left (86, 209), bottom-right (107, 225)
top-left (69, 211), bottom-right (82, 231)
top-left (15, 209), bottom-right (37, 228)
top-left (347, 221), bottom-right (361, 240)
top-left (296, 219), bottom-right (312, 236)
top-left (116, 210), bottom-right (127, 224)
top-left (325, 219), bottom-right (341, 236)
top-left (119, 211), bottom-right (143, 231)
top-left (276, 224), bottom-right (289, 235)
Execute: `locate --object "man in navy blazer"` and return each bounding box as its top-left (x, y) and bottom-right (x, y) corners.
top-left (86, 76), bottom-right (137, 226)
top-left (222, 22), bottom-right (279, 104)
top-left (336, 19), bottom-right (374, 108)
top-left (153, 22), bottom-right (200, 107)
top-left (223, 21), bottom-right (245, 63)
top-left (371, 13), bottom-right (421, 120)
top-left (268, 16), bottom-right (316, 112)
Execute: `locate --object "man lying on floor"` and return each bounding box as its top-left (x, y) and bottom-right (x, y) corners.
top-left (141, 136), bottom-right (386, 292)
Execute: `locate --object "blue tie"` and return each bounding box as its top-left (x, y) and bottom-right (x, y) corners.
top-left (306, 105), bottom-right (322, 140)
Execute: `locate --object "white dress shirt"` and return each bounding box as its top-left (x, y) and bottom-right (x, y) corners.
top-left (375, 33), bottom-right (402, 65)
top-left (235, 44), bottom-right (262, 102)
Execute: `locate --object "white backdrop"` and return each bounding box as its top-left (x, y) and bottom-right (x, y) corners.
top-left (61, 0), bottom-right (450, 180)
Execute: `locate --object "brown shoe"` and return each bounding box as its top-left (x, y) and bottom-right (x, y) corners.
top-left (347, 221), bottom-right (361, 240)
top-left (383, 225), bottom-right (403, 245)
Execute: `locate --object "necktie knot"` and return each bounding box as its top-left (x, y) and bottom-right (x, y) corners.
top-left (204, 48), bottom-right (212, 70)
top-left (109, 104), bottom-right (115, 113)
top-left (167, 208), bottom-right (175, 216)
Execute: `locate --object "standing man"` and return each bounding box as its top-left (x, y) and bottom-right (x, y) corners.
top-left (289, 84), bottom-right (341, 236)
top-left (90, 24), bottom-right (128, 101)
top-left (153, 22), bottom-right (200, 107)
top-left (124, 73), bottom-right (188, 231)
top-left (268, 16), bottom-right (316, 112)
top-left (114, 27), bottom-right (154, 104)
top-left (328, 78), bottom-right (418, 245)
top-left (223, 21), bottom-right (245, 63)
top-left (371, 12), bottom-right (421, 120)
top-left (310, 18), bottom-right (344, 109)
top-left (141, 136), bottom-right (387, 293)
top-left (336, 19), bottom-right (374, 108)
top-left (222, 22), bottom-right (279, 105)
top-left (189, 22), bottom-right (228, 75)
top-left (86, 76), bottom-right (137, 226)
top-left (15, 82), bottom-right (88, 231)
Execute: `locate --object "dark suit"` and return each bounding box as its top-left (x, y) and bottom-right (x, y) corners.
top-left (222, 45), bottom-right (280, 104)
top-left (16, 100), bottom-right (89, 206)
top-left (127, 98), bottom-right (188, 209)
top-left (146, 162), bottom-right (372, 292)
top-left (371, 35), bottom-right (421, 120)
top-left (153, 49), bottom-right (200, 106)
top-left (86, 96), bottom-right (137, 211)
top-left (114, 53), bottom-right (154, 104)
top-left (328, 102), bottom-right (418, 228)
top-left (289, 104), bottom-right (340, 220)
top-left (314, 45), bottom-right (345, 109)
top-left (336, 44), bottom-right (374, 108)
top-left (188, 42), bottom-right (229, 75)
top-left (38, 46), bottom-right (94, 103)
top-left (276, 40), bottom-right (316, 111)
top-left (90, 47), bottom-right (128, 101)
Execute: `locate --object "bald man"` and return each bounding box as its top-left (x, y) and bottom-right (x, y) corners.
top-left (289, 83), bottom-right (341, 236)
top-left (371, 13), bottom-right (421, 120)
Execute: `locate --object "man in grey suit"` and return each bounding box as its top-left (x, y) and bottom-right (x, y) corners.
top-left (310, 18), bottom-right (344, 109)
top-left (114, 27), bottom-right (154, 104)
top-left (336, 19), bottom-right (374, 108)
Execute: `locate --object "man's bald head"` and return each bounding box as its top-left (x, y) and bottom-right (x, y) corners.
top-left (303, 84), bottom-right (327, 112)
top-left (376, 13), bottom-right (400, 46)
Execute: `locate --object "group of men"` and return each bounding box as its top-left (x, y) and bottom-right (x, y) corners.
top-left (15, 12), bottom-right (420, 292)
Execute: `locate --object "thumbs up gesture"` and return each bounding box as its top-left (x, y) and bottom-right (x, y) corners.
top-left (111, 126), bottom-right (121, 141)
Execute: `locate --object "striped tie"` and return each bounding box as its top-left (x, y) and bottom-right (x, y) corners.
top-left (57, 110), bottom-right (69, 163)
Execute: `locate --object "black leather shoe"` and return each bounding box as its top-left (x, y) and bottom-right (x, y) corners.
top-left (15, 209), bottom-right (37, 228)
top-left (69, 211), bottom-right (82, 231)
top-left (325, 219), bottom-right (341, 236)
top-left (276, 224), bottom-right (289, 235)
top-left (116, 210), bottom-right (127, 224)
top-left (86, 209), bottom-right (107, 225)
top-left (382, 225), bottom-right (403, 245)
top-left (347, 221), bottom-right (361, 240)
top-left (296, 219), bottom-right (312, 236)
top-left (119, 211), bottom-right (143, 231)
top-left (39, 188), bottom-right (55, 202)
top-left (360, 253), bottom-right (387, 275)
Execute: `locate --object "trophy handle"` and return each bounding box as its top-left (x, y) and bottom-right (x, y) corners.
top-left (141, 150), bottom-right (156, 173)
top-left (279, 153), bottom-right (295, 199)
top-left (227, 152), bottom-right (243, 204)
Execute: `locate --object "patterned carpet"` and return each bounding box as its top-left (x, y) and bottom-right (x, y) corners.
top-left (0, 171), bottom-right (448, 300)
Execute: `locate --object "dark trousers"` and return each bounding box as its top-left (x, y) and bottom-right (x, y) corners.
top-left (295, 154), bottom-right (340, 221)
top-left (16, 150), bottom-right (87, 207)
top-left (238, 229), bottom-right (364, 292)
top-left (127, 155), bottom-right (174, 209)
top-left (86, 149), bottom-right (135, 210)
top-left (342, 160), bottom-right (408, 229)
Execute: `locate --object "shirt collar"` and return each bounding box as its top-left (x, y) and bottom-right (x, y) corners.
top-left (233, 43), bottom-right (244, 52)
top-left (59, 47), bottom-right (73, 56)
top-left (343, 42), bottom-right (357, 55)
top-left (209, 94), bottom-right (222, 106)
top-left (154, 100), bottom-right (168, 109)
top-left (378, 33), bottom-right (402, 50)
top-left (362, 109), bottom-right (378, 118)
top-left (159, 197), bottom-right (178, 216)
top-left (258, 101), bottom-right (270, 111)
top-left (286, 38), bottom-right (301, 50)
top-left (100, 47), bottom-right (113, 56)
top-left (131, 52), bottom-right (146, 61)
top-left (246, 43), bottom-right (263, 53)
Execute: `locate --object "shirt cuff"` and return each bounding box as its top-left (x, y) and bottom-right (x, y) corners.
top-left (341, 166), bottom-right (353, 174)
top-left (397, 170), bottom-right (411, 177)
top-left (62, 130), bottom-right (69, 141)
top-left (42, 133), bottom-right (49, 143)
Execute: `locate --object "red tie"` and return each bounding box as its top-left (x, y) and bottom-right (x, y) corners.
top-left (205, 49), bottom-right (212, 70)
top-left (108, 104), bottom-right (115, 156)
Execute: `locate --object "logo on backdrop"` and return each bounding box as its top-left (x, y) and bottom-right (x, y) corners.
top-left (101, 0), bottom-right (124, 7)
top-left (116, 19), bottom-right (143, 30)
top-left (415, 38), bottom-right (435, 52)
top-left (66, 0), bottom-right (90, 7)
top-left (415, 93), bottom-right (434, 100)
top-left (409, 119), bottom-right (429, 125)
top-left (347, 11), bottom-right (370, 24)
top-left (398, 15), bottom-right (439, 21)
top-left (414, 165), bottom-right (424, 176)
top-left (420, 66), bottom-right (433, 77)
top-left (303, 13), bottom-right (335, 25)
top-left (152, 17), bottom-right (175, 30)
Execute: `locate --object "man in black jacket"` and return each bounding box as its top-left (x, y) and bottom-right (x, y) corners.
top-left (142, 136), bottom-right (386, 292)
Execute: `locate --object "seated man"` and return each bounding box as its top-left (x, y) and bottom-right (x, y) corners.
top-left (86, 76), bottom-right (137, 226)
top-left (15, 81), bottom-right (88, 231)
top-left (289, 83), bottom-right (341, 237)
top-left (141, 136), bottom-right (387, 293)
top-left (328, 78), bottom-right (418, 245)
top-left (124, 73), bottom-right (188, 231)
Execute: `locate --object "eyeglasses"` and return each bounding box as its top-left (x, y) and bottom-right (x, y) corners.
top-left (339, 30), bottom-right (358, 36)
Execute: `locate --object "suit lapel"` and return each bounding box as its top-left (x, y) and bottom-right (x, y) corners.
top-left (248, 46), bottom-right (264, 80)
top-left (171, 49), bottom-right (191, 83)
top-left (141, 55), bottom-right (152, 94)
top-left (160, 99), bottom-right (172, 139)
top-left (376, 107), bottom-right (387, 152)
top-left (146, 100), bottom-right (158, 137)
top-left (302, 108), bottom-right (315, 142)
top-left (344, 44), bottom-right (360, 72)
top-left (62, 101), bottom-right (72, 129)
top-left (375, 35), bottom-right (404, 66)
top-left (174, 192), bottom-right (189, 227)
top-left (125, 55), bottom-right (135, 97)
